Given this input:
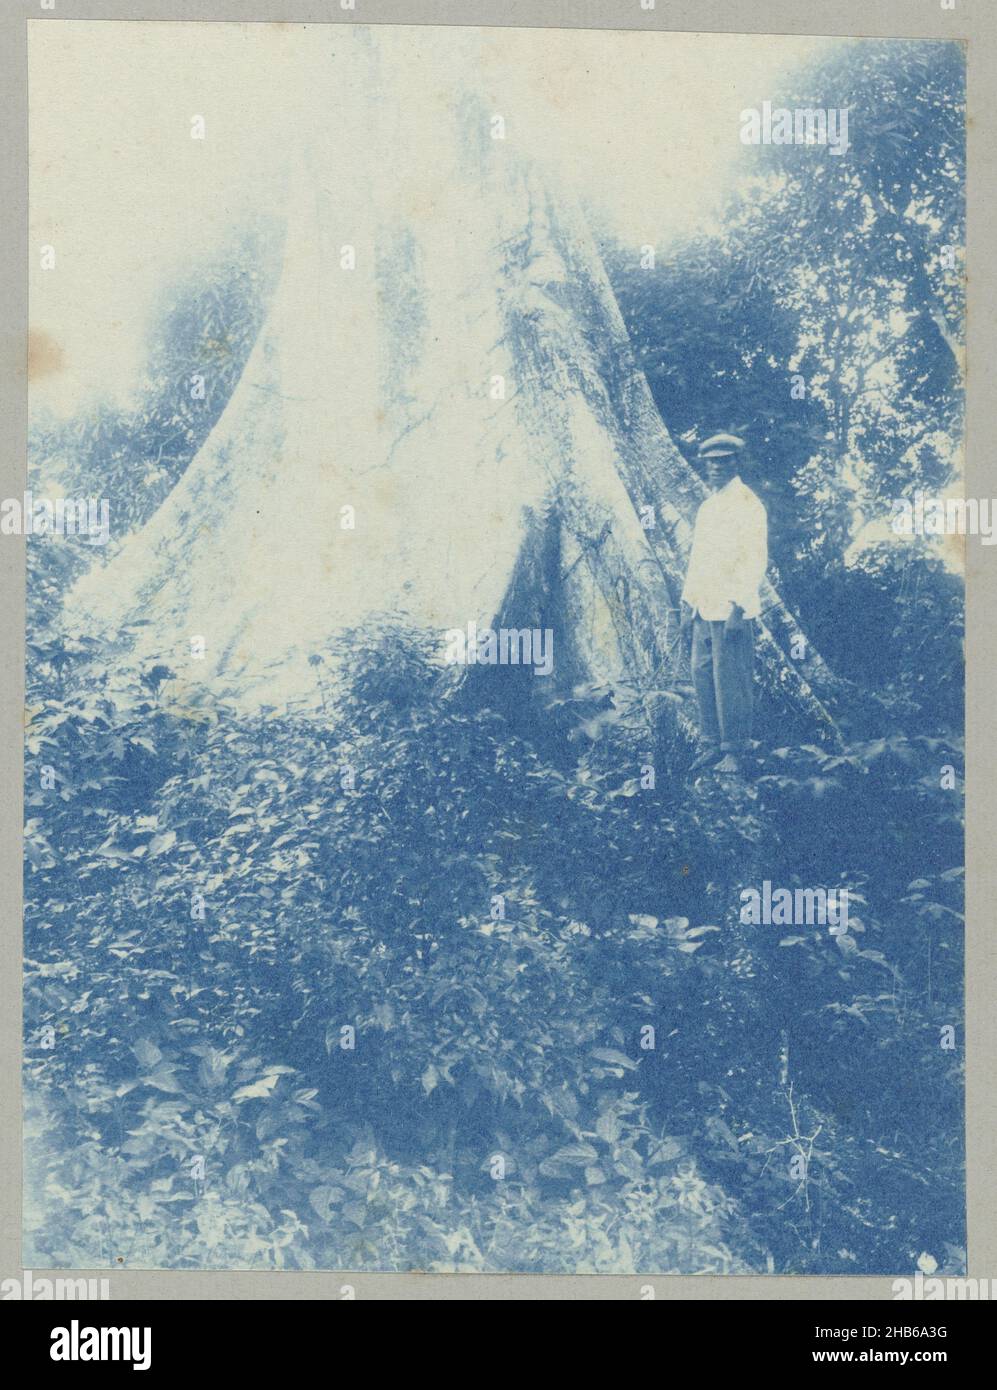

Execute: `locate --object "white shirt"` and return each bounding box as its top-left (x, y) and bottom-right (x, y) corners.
top-left (681, 475), bottom-right (768, 621)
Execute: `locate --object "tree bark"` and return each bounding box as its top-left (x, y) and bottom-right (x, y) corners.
top-left (499, 181), bottom-right (847, 750)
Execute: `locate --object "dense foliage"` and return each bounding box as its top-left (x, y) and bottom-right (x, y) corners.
top-left (24, 619), bottom-right (964, 1272)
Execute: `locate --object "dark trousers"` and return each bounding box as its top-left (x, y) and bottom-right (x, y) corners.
top-left (691, 616), bottom-right (754, 753)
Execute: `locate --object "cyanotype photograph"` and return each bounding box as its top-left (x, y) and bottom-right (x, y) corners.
top-left (22, 20), bottom-right (965, 1275)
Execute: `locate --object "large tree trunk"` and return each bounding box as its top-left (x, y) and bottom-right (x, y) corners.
top-left (66, 36), bottom-right (844, 754)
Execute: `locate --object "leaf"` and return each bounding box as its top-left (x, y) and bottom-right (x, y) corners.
top-left (539, 1142), bottom-right (599, 1177)
top-left (147, 830), bottom-right (176, 857)
top-left (590, 1047), bottom-right (639, 1071)
top-left (232, 1073), bottom-right (282, 1101)
top-left (308, 1186), bottom-right (343, 1222)
top-left (372, 1002), bottom-right (394, 1030)
top-left (197, 1049), bottom-right (232, 1089)
top-left (596, 1111), bottom-right (620, 1144)
top-left (144, 1066), bottom-right (184, 1094)
top-left (647, 1137), bottom-right (684, 1166)
top-left (133, 1038), bottom-right (162, 1070)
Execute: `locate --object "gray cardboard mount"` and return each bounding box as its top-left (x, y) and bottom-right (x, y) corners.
top-left (2, 0), bottom-right (992, 1301)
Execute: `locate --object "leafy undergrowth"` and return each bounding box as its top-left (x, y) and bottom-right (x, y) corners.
top-left (24, 629), bottom-right (964, 1273)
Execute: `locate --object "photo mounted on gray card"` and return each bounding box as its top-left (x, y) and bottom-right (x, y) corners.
top-left (22, 21), bottom-right (964, 1275)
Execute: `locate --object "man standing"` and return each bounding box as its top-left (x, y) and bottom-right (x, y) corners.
top-left (680, 434), bottom-right (768, 776)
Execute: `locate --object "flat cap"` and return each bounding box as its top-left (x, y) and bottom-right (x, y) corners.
top-left (698, 433), bottom-right (746, 459)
